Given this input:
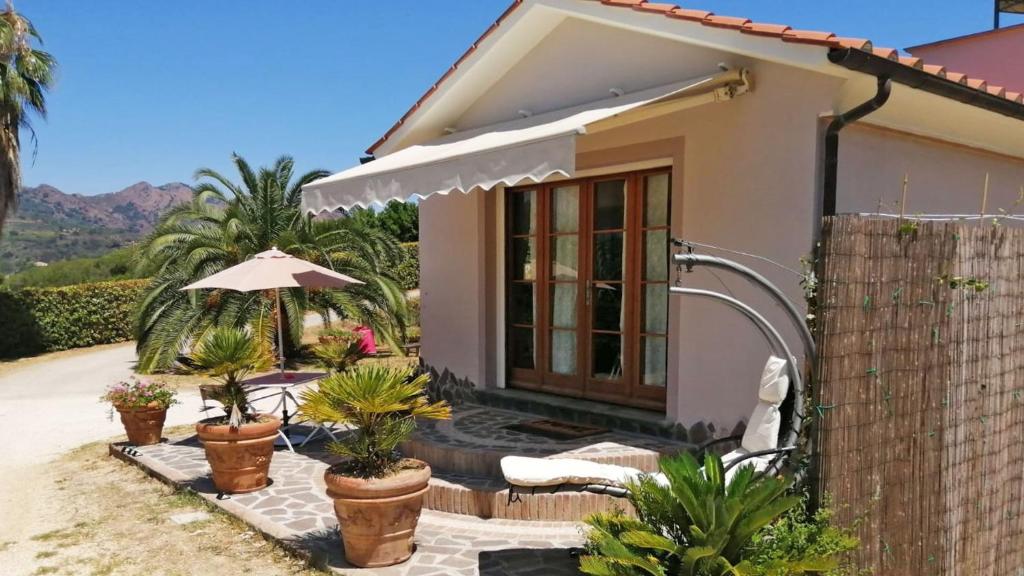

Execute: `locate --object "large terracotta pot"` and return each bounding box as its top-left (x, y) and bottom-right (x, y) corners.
top-left (324, 460), bottom-right (431, 568)
top-left (117, 404), bottom-right (167, 446)
top-left (195, 414), bottom-right (281, 494)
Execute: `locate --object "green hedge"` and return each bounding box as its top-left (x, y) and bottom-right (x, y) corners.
top-left (394, 242), bottom-right (419, 291)
top-left (0, 279), bottom-right (146, 359)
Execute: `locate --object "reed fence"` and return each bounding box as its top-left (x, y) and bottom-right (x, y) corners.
top-left (815, 216), bottom-right (1024, 576)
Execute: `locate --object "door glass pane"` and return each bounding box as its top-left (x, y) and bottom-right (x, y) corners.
top-left (550, 330), bottom-right (576, 375)
top-left (592, 333), bottom-right (623, 380)
top-left (641, 336), bottom-right (668, 387)
top-left (511, 237), bottom-right (536, 280)
top-left (550, 284), bottom-right (577, 329)
top-left (593, 283), bottom-right (624, 332)
top-left (644, 230), bottom-right (669, 281)
top-left (644, 174), bottom-right (669, 227)
top-left (509, 283), bottom-right (535, 325)
top-left (593, 232), bottom-right (624, 280)
top-left (643, 284), bottom-right (668, 333)
top-left (510, 190), bottom-right (536, 235)
top-left (593, 180), bottom-right (626, 230)
top-left (551, 185), bottom-right (579, 233)
top-left (551, 235), bottom-right (578, 280)
top-left (510, 327), bottom-right (535, 370)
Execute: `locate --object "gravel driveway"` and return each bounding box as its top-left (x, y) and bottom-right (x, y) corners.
top-left (0, 342), bottom-right (204, 470)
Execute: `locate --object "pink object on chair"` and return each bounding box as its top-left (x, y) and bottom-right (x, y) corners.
top-left (355, 326), bottom-right (377, 355)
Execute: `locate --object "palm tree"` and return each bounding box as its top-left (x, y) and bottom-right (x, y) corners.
top-left (0, 3), bottom-right (56, 232)
top-left (135, 153), bottom-right (409, 373)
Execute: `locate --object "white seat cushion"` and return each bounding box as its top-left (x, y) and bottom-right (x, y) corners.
top-left (501, 455), bottom-right (656, 488)
top-left (741, 402), bottom-right (781, 453)
top-left (759, 356), bottom-right (790, 404)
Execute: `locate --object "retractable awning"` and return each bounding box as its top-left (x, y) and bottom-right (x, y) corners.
top-left (302, 69), bottom-right (751, 213)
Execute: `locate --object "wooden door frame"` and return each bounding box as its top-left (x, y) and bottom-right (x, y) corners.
top-left (504, 168), bottom-right (670, 411)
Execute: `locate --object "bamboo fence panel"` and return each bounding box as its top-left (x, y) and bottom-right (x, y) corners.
top-left (815, 216), bottom-right (1024, 576)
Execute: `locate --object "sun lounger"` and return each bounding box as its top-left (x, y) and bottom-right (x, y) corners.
top-left (501, 356), bottom-right (796, 501)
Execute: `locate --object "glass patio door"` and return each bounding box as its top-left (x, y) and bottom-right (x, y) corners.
top-left (506, 169), bottom-right (669, 410)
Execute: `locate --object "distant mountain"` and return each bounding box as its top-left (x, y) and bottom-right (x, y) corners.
top-left (16, 181), bottom-right (192, 233)
top-left (0, 181), bottom-right (193, 275)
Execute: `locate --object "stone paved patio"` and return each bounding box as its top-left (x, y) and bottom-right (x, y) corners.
top-left (110, 432), bottom-right (586, 575)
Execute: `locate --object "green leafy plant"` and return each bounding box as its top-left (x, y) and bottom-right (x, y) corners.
top-left (746, 499), bottom-right (861, 576)
top-left (190, 327), bottom-right (270, 428)
top-left (0, 279), bottom-right (146, 359)
top-left (100, 377), bottom-right (178, 411)
top-left (0, 6), bottom-right (57, 233)
top-left (134, 153), bottom-right (410, 373)
top-left (298, 365), bottom-right (450, 478)
top-left (580, 453), bottom-right (840, 576)
top-left (312, 328), bottom-right (365, 372)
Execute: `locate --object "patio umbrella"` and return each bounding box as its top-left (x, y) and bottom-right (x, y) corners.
top-left (181, 248), bottom-right (363, 372)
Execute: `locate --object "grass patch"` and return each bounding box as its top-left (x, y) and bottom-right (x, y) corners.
top-left (32, 567), bottom-right (59, 575)
top-left (35, 550), bottom-right (57, 560)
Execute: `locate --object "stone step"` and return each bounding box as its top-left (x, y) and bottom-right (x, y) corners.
top-left (401, 404), bottom-right (693, 478)
top-left (472, 388), bottom-right (695, 442)
top-left (424, 471), bottom-right (632, 521)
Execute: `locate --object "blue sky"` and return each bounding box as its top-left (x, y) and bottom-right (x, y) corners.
top-left (20, 0), bottom-right (1024, 195)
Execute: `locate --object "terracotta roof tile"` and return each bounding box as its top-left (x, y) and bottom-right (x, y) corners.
top-left (782, 29), bottom-right (838, 45)
top-left (872, 47), bottom-right (899, 60)
top-left (367, 0), bottom-right (1024, 153)
top-left (897, 56), bottom-right (923, 69)
top-left (667, 8), bottom-right (713, 22)
top-left (703, 15), bottom-right (751, 29)
top-left (835, 37), bottom-right (872, 50)
top-left (740, 22), bottom-right (790, 37)
top-left (946, 71), bottom-right (968, 84)
top-left (632, 2), bottom-right (678, 13)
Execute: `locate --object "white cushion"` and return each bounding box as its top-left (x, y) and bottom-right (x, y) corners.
top-left (500, 456), bottom-right (644, 488)
top-left (741, 402), bottom-right (781, 453)
top-left (759, 356), bottom-right (790, 404)
top-left (722, 448), bottom-right (771, 482)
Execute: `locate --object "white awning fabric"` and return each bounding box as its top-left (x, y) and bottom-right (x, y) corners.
top-left (302, 69), bottom-right (750, 214)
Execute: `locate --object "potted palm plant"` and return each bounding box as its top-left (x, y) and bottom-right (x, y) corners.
top-left (192, 327), bottom-right (279, 494)
top-left (101, 377), bottom-right (178, 446)
top-left (299, 365), bottom-right (450, 568)
top-left (312, 328), bottom-right (366, 373)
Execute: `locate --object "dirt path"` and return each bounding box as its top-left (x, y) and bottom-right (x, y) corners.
top-left (0, 436), bottom-right (321, 576)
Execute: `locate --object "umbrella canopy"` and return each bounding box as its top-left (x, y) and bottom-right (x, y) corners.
top-left (182, 248), bottom-right (363, 292)
top-left (181, 248), bottom-right (364, 374)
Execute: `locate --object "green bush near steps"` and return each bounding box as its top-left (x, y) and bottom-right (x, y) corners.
top-left (0, 279), bottom-right (146, 359)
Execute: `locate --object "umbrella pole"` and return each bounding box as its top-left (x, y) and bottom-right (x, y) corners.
top-left (275, 287), bottom-right (285, 373)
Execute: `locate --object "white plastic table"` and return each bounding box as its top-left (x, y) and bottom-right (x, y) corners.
top-left (242, 371), bottom-right (326, 446)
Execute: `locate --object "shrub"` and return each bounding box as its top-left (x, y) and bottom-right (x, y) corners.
top-left (746, 499), bottom-right (862, 576)
top-left (394, 242), bottom-right (419, 290)
top-left (580, 453), bottom-right (852, 576)
top-left (0, 279), bottom-right (146, 359)
top-left (190, 327), bottom-right (271, 427)
top-left (313, 328), bottom-right (366, 372)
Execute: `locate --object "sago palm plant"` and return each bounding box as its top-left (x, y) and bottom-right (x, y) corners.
top-left (0, 5), bottom-right (56, 232)
top-left (134, 153), bottom-right (409, 372)
top-left (580, 453), bottom-right (836, 576)
top-left (190, 326), bottom-right (270, 428)
top-left (298, 364), bottom-right (450, 477)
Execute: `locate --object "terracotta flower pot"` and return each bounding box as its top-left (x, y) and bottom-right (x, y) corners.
top-left (116, 404), bottom-right (167, 446)
top-left (324, 460), bottom-right (431, 568)
top-left (195, 414), bottom-right (281, 494)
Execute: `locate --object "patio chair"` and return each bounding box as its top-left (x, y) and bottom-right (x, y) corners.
top-left (501, 356), bottom-right (796, 502)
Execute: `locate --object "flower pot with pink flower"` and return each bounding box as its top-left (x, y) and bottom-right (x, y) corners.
top-left (101, 378), bottom-right (178, 446)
